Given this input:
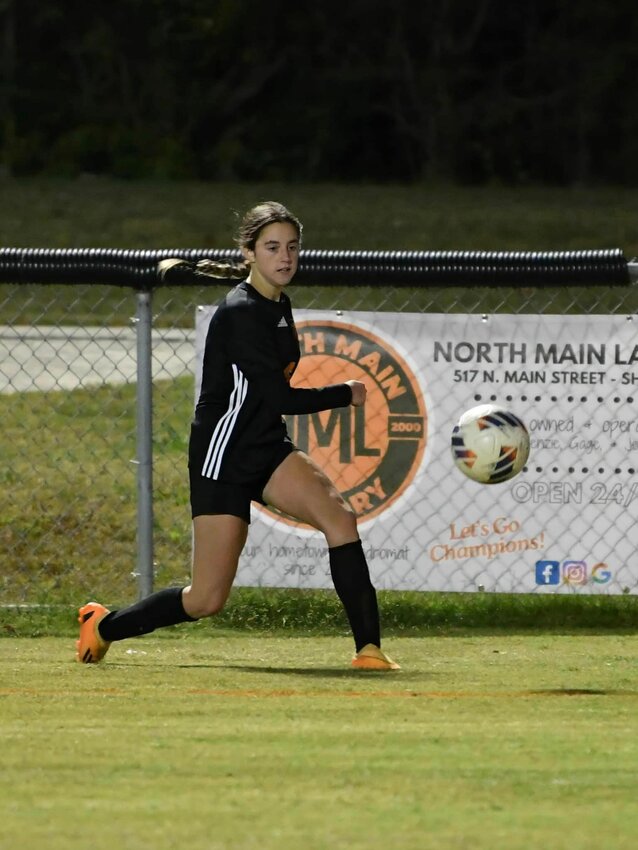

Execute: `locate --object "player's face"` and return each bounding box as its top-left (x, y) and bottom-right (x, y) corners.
top-left (244, 221), bottom-right (299, 299)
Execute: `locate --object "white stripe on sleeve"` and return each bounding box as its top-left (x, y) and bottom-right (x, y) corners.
top-left (201, 364), bottom-right (248, 479)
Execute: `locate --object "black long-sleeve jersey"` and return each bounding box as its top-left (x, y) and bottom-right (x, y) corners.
top-left (190, 280), bottom-right (352, 485)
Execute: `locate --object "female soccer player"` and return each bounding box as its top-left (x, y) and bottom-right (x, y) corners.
top-left (77, 201), bottom-right (399, 670)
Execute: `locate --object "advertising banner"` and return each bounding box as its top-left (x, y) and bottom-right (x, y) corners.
top-left (195, 308), bottom-right (638, 595)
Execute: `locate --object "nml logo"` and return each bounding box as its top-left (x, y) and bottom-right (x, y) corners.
top-left (535, 560), bottom-right (612, 586)
top-left (257, 320), bottom-right (427, 526)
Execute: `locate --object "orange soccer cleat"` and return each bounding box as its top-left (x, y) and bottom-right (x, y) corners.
top-left (351, 643), bottom-right (401, 671)
top-left (76, 602), bottom-right (111, 663)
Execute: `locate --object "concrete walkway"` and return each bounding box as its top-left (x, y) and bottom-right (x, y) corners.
top-left (0, 325), bottom-right (195, 394)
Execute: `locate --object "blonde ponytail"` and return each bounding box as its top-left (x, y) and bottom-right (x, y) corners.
top-left (195, 259), bottom-right (249, 280)
top-left (157, 257), bottom-right (249, 283)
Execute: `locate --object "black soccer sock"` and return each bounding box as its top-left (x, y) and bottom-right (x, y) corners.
top-left (329, 539), bottom-right (381, 652)
top-left (97, 586), bottom-right (196, 642)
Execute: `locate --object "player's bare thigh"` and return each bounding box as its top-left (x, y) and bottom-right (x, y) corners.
top-left (182, 513), bottom-right (248, 618)
top-left (262, 450), bottom-right (358, 547)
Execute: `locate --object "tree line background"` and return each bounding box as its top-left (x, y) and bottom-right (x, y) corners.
top-left (1, 0), bottom-right (637, 186)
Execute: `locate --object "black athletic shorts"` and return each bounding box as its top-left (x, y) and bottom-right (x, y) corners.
top-left (189, 440), bottom-right (295, 523)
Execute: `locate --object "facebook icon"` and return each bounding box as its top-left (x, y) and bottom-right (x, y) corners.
top-left (535, 560), bottom-right (560, 585)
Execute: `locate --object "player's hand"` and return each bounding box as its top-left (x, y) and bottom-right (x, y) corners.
top-left (346, 380), bottom-right (367, 406)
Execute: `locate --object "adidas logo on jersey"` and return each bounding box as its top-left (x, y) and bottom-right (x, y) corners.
top-left (277, 317), bottom-right (288, 328)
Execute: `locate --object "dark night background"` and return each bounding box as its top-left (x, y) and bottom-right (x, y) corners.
top-left (2, 0), bottom-right (637, 186)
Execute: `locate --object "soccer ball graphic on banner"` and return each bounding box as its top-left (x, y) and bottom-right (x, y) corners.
top-left (451, 404), bottom-right (530, 484)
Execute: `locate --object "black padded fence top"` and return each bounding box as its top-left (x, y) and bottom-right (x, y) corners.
top-left (0, 247), bottom-right (633, 288)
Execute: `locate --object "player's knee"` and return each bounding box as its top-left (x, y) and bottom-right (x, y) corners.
top-left (340, 502), bottom-right (358, 531)
top-left (184, 590), bottom-right (228, 619)
top-left (323, 502), bottom-right (358, 543)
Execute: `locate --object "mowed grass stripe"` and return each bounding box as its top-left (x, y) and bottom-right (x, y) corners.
top-left (2, 686), bottom-right (638, 699)
top-left (2, 635), bottom-right (638, 850)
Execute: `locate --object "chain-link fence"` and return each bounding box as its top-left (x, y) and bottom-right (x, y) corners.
top-left (1, 249), bottom-right (636, 606)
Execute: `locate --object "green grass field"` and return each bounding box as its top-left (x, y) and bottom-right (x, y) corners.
top-left (2, 177), bottom-right (638, 254)
top-left (2, 631), bottom-right (637, 850)
top-left (1, 178), bottom-right (637, 848)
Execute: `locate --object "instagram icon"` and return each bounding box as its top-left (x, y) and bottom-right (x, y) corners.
top-left (562, 560), bottom-right (587, 585)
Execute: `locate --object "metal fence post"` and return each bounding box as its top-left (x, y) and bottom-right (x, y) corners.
top-left (135, 289), bottom-right (154, 599)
